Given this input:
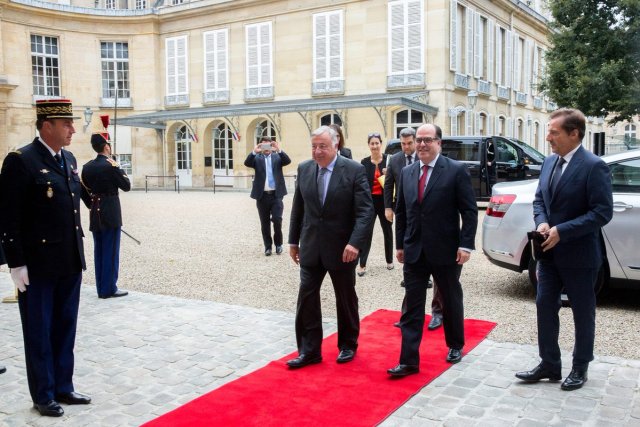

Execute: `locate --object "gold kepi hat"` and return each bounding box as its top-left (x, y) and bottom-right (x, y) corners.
top-left (36, 99), bottom-right (80, 120)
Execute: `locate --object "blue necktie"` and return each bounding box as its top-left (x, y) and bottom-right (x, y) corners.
top-left (550, 157), bottom-right (565, 195)
top-left (266, 156), bottom-right (275, 188)
top-left (54, 153), bottom-right (64, 170)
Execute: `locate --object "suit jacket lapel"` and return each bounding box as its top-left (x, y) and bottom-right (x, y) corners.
top-left (423, 156), bottom-right (445, 200)
top-left (553, 146), bottom-right (584, 199)
top-left (406, 161), bottom-right (420, 205)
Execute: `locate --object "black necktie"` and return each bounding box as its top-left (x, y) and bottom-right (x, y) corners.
top-left (406, 155), bottom-right (413, 166)
top-left (54, 153), bottom-right (64, 170)
top-left (550, 157), bottom-right (566, 195)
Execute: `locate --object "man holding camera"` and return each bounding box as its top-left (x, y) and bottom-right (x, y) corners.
top-left (244, 137), bottom-right (291, 256)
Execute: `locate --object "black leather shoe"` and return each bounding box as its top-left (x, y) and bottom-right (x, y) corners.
top-left (111, 290), bottom-right (128, 298)
top-left (336, 349), bottom-right (356, 363)
top-left (0, 365), bottom-right (6, 374)
top-left (34, 401), bottom-right (64, 417)
top-left (446, 348), bottom-right (462, 363)
top-left (56, 391), bottom-right (92, 405)
top-left (561, 368), bottom-right (588, 391)
top-left (387, 364), bottom-right (419, 377)
top-left (393, 321), bottom-right (401, 328)
top-left (515, 363), bottom-right (562, 382)
top-left (427, 315), bottom-right (443, 330)
top-left (264, 248), bottom-right (272, 256)
top-left (286, 354), bottom-right (322, 369)
top-left (275, 245), bottom-right (283, 255)
top-left (400, 280), bottom-right (405, 288)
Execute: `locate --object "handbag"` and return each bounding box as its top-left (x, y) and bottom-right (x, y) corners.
top-left (527, 231), bottom-right (552, 261)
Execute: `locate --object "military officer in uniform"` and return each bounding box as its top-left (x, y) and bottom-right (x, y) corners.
top-left (81, 133), bottom-right (131, 299)
top-left (0, 99), bottom-right (92, 417)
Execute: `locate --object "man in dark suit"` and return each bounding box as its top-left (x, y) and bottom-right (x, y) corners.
top-left (287, 125), bottom-right (373, 368)
top-left (81, 133), bottom-right (131, 299)
top-left (0, 245), bottom-right (6, 375)
top-left (244, 137), bottom-right (291, 256)
top-left (388, 123), bottom-right (477, 377)
top-left (516, 108), bottom-right (613, 391)
top-left (0, 99), bottom-right (92, 416)
top-left (384, 127), bottom-right (443, 331)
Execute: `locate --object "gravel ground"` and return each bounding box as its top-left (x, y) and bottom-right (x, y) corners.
top-left (5, 190), bottom-right (638, 360)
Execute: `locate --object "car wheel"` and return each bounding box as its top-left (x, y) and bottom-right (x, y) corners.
top-left (527, 258), bottom-right (608, 304)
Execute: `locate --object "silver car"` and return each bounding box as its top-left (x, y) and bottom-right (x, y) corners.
top-left (482, 149), bottom-right (640, 299)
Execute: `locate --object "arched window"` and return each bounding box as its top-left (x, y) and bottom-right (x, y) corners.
top-left (255, 120), bottom-right (277, 145)
top-left (320, 113), bottom-right (342, 126)
top-left (394, 109), bottom-right (423, 138)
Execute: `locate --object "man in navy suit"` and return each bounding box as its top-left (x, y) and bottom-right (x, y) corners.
top-left (0, 99), bottom-right (92, 416)
top-left (388, 124), bottom-right (477, 377)
top-left (244, 137), bottom-right (291, 256)
top-left (516, 108), bottom-right (613, 391)
top-left (287, 126), bottom-right (373, 368)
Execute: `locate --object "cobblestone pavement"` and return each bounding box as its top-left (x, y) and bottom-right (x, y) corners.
top-left (1, 274), bottom-right (639, 426)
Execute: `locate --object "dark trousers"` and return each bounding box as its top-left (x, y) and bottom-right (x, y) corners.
top-left (295, 264), bottom-right (359, 355)
top-left (359, 194), bottom-right (393, 266)
top-left (93, 227), bottom-right (121, 298)
top-left (400, 278), bottom-right (445, 318)
top-left (18, 272), bottom-right (82, 404)
top-left (536, 260), bottom-right (598, 370)
top-left (256, 193), bottom-right (284, 250)
top-left (399, 253), bottom-right (464, 365)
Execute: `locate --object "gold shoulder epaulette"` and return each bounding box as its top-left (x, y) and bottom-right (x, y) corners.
top-left (10, 150), bottom-right (22, 155)
top-left (106, 158), bottom-right (120, 167)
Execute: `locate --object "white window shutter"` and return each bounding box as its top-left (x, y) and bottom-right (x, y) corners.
top-left (487, 114), bottom-right (493, 135)
top-left (328, 12), bottom-right (343, 79)
top-left (166, 38), bottom-right (176, 95)
top-left (449, 0), bottom-right (457, 71)
top-left (466, 110), bottom-right (473, 135)
top-left (513, 34), bottom-right (521, 91)
top-left (524, 40), bottom-right (532, 94)
top-left (389, 1), bottom-right (405, 74)
top-left (505, 30), bottom-right (512, 88)
top-left (176, 36), bottom-right (188, 94)
top-left (495, 26), bottom-right (502, 85)
top-left (495, 116), bottom-right (501, 135)
top-left (217, 30), bottom-right (228, 90)
top-left (407, 0), bottom-right (423, 73)
top-left (506, 117), bottom-right (513, 137)
top-left (260, 23), bottom-right (272, 86)
top-left (314, 14), bottom-right (327, 81)
top-left (475, 112), bottom-right (481, 134)
top-left (450, 114), bottom-right (458, 136)
top-left (465, 7), bottom-right (473, 76)
top-left (474, 13), bottom-right (482, 78)
top-left (532, 44), bottom-right (539, 93)
top-left (246, 25), bottom-right (259, 87)
top-left (487, 20), bottom-right (494, 82)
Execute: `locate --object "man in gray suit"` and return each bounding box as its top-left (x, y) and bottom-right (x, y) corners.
top-left (244, 137), bottom-right (291, 256)
top-left (385, 127), bottom-right (443, 330)
top-left (287, 126), bottom-right (373, 368)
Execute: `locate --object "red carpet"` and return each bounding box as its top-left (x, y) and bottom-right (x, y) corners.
top-left (144, 309), bottom-right (496, 427)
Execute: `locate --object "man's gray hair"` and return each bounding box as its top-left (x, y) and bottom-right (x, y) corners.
top-left (312, 125), bottom-right (339, 147)
top-left (399, 127), bottom-right (416, 138)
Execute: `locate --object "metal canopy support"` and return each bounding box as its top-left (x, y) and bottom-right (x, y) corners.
top-left (372, 106), bottom-right (388, 136)
top-left (265, 113), bottom-right (282, 138)
top-left (297, 111), bottom-right (313, 136)
top-left (223, 116), bottom-right (240, 136)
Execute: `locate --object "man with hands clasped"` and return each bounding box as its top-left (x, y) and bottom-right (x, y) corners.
top-left (244, 137), bottom-right (291, 256)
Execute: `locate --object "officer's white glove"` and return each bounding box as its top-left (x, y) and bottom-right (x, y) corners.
top-left (10, 266), bottom-right (29, 292)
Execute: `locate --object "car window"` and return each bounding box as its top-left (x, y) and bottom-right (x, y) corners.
top-left (509, 138), bottom-right (545, 163)
top-left (495, 141), bottom-right (517, 164)
top-left (441, 140), bottom-right (477, 161)
top-left (610, 158), bottom-right (640, 193)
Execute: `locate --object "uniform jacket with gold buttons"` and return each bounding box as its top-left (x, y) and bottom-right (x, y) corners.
top-left (81, 154), bottom-right (131, 232)
top-left (0, 138), bottom-right (90, 278)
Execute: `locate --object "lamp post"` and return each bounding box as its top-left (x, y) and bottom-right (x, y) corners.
top-left (83, 107), bottom-right (93, 132)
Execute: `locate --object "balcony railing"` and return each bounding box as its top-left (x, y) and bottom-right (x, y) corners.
top-left (101, 97), bottom-right (132, 108)
top-left (454, 73), bottom-right (470, 89)
top-left (244, 86), bottom-right (274, 101)
top-left (533, 96), bottom-right (543, 109)
top-left (203, 90), bottom-right (230, 104)
top-left (386, 73), bottom-right (425, 90)
top-left (164, 94), bottom-right (189, 107)
top-left (312, 80), bottom-right (345, 95)
top-left (497, 85), bottom-right (510, 100)
top-left (515, 91), bottom-right (528, 105)
top-left (478, 80), bottom-right (491, 96)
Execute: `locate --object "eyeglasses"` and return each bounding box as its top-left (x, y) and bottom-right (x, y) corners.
top-left (415, 137), bottom-right (440, 144)
top-left (368, 132), bottom-right (381, 138)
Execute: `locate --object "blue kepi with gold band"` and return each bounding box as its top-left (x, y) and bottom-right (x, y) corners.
top-left (35, 98), bottom-right (81, 120)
